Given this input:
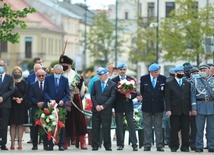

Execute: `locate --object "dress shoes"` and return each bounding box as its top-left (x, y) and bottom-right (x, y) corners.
top-left (144, 147), bottom-right (151, 151)
top-left (191, 147), bottom-right (196, 151)
top-left (181, 148), bottom-right (189, 152)
top-left (105, 148), bottom-right (112, 151)
top-left (171, 148), bottom-right (177, 152)
top-left (92, 147), bottom-right (98, 151)
top-left (46, 147), bottom-right (53, 151)
top-left (195, 148), bottom-right (203, 152)
top-left (157, 147), bottom-right (164, 152)
top-left (59, 146), bottom-right (65, 151)
top-left (1, 146), bottom-right (8, 150)
top-left (32, 146), bottom-right (38, 150)
top-left (117, 146), bottom-right (123, 150)
top-left (208, 149), bottom-right (214, 152)
top-left (132, 145), bottom-right (138, 151)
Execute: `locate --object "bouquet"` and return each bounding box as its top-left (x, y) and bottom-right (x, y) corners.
top-left (117, 78), bottom-right (136, 100)
top-left (34, 100), bottom-right (67, 143)
top-left (123, 109), bottom-right (142, 130)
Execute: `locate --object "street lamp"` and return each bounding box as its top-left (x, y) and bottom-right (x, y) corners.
top-left (115, 0), bottom-right (118, 66)
top-left (156, 0), bottom-right (159, 64)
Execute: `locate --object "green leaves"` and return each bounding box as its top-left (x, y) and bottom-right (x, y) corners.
top-left (0, 2), bottom-right (36, 43)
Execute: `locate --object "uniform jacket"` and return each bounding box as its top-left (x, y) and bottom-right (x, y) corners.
top-left (0, 74), bottom-right (14, 108)
top-left (165, 78), bottom-right (191, 115)
top-left (112, 75), bottom-right (137, 113)
top-left (91, 79), bottom-right (116, 113)
top-left (44, 74), bottom-right (70, 108)
top-left (140, 74), bottom-right (166, 113)
top-left (191, 76), bottom-right (214, 115)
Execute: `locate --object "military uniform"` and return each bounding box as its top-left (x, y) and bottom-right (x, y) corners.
top-left (191, 75), bottom-right (214, 151)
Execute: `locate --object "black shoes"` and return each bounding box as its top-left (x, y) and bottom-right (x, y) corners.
top-left (157, 147), bottom-right (164, 152)
top-left (105, 148), bottom-right (112, 151)
top-left (32, 146), bottom-right (38, 150)
top-left (191, 147), bottom-right (196, 151)
top-left (59, 146), bottom-right (64, 151)
top-left (1, 146), bottom-right (8, 150)
top-left (171, 148), bottom-right (177, 152)
top-left (46, 147), bottom-right (53, 151)
top-left (144, 147), bottom-right (151, 151)
top-left (195, 148), bottom-right (203, 152)
top-left (92, 147), bottom-right (98, 151)
top-left (208, 149), bottom-right (214, 152)
top-left (117, 146), bottom-right (123, 150)
top-left (181, 148), bottom-right (189, 152)
top-left (132, 145), bottom-right (138, 151)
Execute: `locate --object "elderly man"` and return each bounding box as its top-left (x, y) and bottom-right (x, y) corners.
top-left (140, 63), bottom-right (166, 152)
top-left (0, 60), bottom-right (14, 150)
top-left (112, 63), bottom-right (138, 151)
top-left (91, 68), bottom-right (116, 151)
top-left (44, 64), bottom-right (70, 151)
top-left (165, 66), bottom-right (191, 152)
top-left (191, 64), bottom-right (214, 152)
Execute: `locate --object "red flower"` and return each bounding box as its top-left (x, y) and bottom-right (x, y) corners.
top-left (58, 121), bottom-right (65, 128)
top-left (47, 132), bottom-right (52, 140)
top-left (44, 108), bottom-right (50, 115)
top-left (35, 120), bottom-right (41, 126)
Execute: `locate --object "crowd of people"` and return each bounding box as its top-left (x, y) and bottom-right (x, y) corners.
top-left (0, 56), bottom-right (213, 153)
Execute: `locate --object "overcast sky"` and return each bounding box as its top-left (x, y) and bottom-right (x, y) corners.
top-left (72, 0), bottom-right (115, 9)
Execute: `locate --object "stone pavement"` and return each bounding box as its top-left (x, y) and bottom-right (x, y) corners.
top-left (0, 130), bottom-right (210, 155)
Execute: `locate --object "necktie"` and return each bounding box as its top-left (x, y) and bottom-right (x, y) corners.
top-left (101, 82), bottom-right (105, 93)
top-left (152, 78), bottom-right (156, 88)
top-left (55, 78), bottom-right (59, 92)
top-left (40, 82), bottom-right (43, 92)
top-left (121, 77), bottom-right (125, 80)
top-left (179, 79), bottom-right (182, 86)
top-left (0, 74), bottom-right (2, 86)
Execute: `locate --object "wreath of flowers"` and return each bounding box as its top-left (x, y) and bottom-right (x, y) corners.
top-left (117, 78), bottom-right (136, 94)
top-left (34, 100), bottom-right (67, 143)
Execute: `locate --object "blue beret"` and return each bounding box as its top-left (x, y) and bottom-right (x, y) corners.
top-left (148, 63), bottom-right (160, 72)
top-left (97, 68), bottom-right (108, 75)
top-left (174, 66), bottom-right (184, 72)
top-left (199, 64), bottom-right (210, 70)
top-left (117, 63), bottom-right (127, 69)
top-left (169, 68), bottom-right (175, 75)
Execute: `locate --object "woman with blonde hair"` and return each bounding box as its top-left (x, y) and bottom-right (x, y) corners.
top-left (9, 66), bottom-right (28, 150)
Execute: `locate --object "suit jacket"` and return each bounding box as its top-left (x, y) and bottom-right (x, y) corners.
top-left (91, 79), bottom-right (116, 113)
top-left (27, 73), bottom-right (36, 86)
top-left (112, 75), bottom-right (137, 113)
top-left (140, 74), bottom-right (166, 113)
top-left (44, 74), bottom-right (70, 108)
top-left (165, 78), bottom-right (191, 115)
top-left (0, 74), bottom-right (14, 108)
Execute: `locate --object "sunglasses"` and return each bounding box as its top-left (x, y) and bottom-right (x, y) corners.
top-left (37, 75), bottom-right (45, 77)
top-left (120, 68), bottom-right (126, 71)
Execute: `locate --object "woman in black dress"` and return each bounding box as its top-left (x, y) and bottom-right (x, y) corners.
top-left (10, 66), bottom-right (28, 150)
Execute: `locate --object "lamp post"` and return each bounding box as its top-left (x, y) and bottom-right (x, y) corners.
top-left (115, 0), bottom-right (118, 66)
top-left (156, 0), bottom-right (159, 64)
top-left (83, 0), bottom-right (87, 76)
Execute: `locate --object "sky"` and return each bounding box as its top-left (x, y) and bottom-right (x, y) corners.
top-left (72, 0), bottom-right (115, 9)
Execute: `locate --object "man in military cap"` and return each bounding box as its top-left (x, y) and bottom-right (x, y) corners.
top-left (165, 66), bottom-right (191, 152)
top-left (191, 64), bottom-right (214, 152)
top-left (183, 62), bottom-right (193, 80)
top-left (59, 55), bottom-right (88, 150)
top-left (140, 63), bottom-right (166, 152)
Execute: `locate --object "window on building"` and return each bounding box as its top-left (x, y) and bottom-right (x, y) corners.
top-left (125, 11), bottom-right (129, 19)
top-left (0, 41), bottom-right (8, 53)
top-left (25, 37), bottom-right (32, 58)
top-left (166, 2), bottom-right (175, 17)
top-left (148, 2), bottom-right (155, 19)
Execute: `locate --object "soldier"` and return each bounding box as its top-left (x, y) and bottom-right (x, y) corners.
top-left (191, 64), bottom-right (214, 152)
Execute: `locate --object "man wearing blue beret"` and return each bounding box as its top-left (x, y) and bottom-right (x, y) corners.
top-left (91, 68), bottom-right (116, 151)
top-left (112, 63), bottom-right (138, 151)
top-left (165, 65), bottom-right (191, 152)
top-left (140, 63), bottom-right (166, 152)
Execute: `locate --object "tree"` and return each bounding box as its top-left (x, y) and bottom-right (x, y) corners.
top-left (159, 0), bottom-right (214, 66)
top-left (87, 11), bottom-right (124, 66)
top-left (0, 0), bottom-right (35, 43)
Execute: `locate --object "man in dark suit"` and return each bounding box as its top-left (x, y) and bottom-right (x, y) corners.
top-left (165, 65), bottom-right (191, 152)
top-left (44, 64), bottom-right (70, 151)
top-left (140, 63), bottom-right (166, 152)
top-left (29, 69), bottom-right (48, 150)
top-left (91, 67), bottom-right (116, 151)
top-left (0, 60), bottom-right (14, 150)
top-left (112, 63), bottom-right (138, 151)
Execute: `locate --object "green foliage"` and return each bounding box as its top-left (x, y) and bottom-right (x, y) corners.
top-left (0, 0), bottom-right (36, 43)
top-left (87, 11), bottom-right (125, 66)
top-left (159, 0), bottom-right (214, 65)
top-left (27, 60), bottom-right (34, 71)
top-left (50, 60), bottom-right (59, 68)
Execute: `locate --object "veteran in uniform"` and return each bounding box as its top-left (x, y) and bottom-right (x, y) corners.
top-left (191, 64), bottom-right (214, 152)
